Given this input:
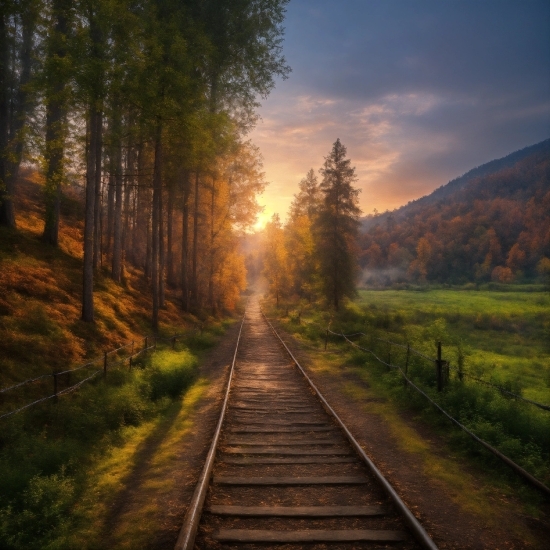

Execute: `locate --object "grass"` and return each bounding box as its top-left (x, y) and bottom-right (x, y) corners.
top-left (356, 289), bottom-right (550, 404)
top-left (0, 337), bottom-right (224, 550)
top-left (263, 288), bottom-right (550, 513)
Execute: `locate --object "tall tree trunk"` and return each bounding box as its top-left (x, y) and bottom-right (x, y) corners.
top-left (41, 104), bottom-right (65, 245)
top-left (82, 107), bottom-right (101, 322)
top-left (2, 5), bottom-right (36, 228)
top-left (92, 113), bottom-right (102, 269)
top-left (181, 170), bottom-right (190, 311)
top-left (166, 180), bottom-right (175, 286)
top-left (151, 119), bottom-right (162, 330)
top-left (0, 12), bottom-right (15, 228)
top-left (159, 178), bottom-right (165, 307)
top-left (191, 170), bottom-right (200, 310)
top-left (111, 135), bottom-right (123, 282)
top-left (122, 145), bottom-right (134, 277)
top-left (208, 175), bottom-right (216, 312)
top-left (106, 171), bottom-right (115, 258)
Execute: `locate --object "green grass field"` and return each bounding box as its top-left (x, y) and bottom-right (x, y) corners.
top-left (265, 286), bottom-right (550, 495)
top-left (356, 289), bottom-right (550, 404)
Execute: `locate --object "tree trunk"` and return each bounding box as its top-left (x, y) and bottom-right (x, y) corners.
top-left (2, 6), bottom-right (36, 228)
top-left (42, 1), bottom-right (69, 245)
top-left (0, 13), bottom-right (15, 228)
top-left (41, 94), bottom-right (65, 244)
top-left (106, 170), bottom-right (115, 259)
top-left (181, 170), bottom-right (190, 311)
top-left (92, 114), bottom-right (102, 270)
top-left (166, 180), bottom-right (175, 286)
top-left (151, 119), bottom-right (162, 329)
top-left (82, 107), bottom-right (101, 322)
top-left (208, 176), bottom-right (216, 312)
top-left (191, 170), bottom-right (200, 310)
top-left (111, 135), bottom-right (123, 282)
top-left (122, 143), bottom-right (135, 276)
top-left (159, 178), bottom-right (165, 308)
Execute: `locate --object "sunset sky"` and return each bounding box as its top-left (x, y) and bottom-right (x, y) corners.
top-left (249, 0), bottom-right (550, 227)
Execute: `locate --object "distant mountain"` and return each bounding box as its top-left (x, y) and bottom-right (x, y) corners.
top-left (362, 139), bottom-right (550, 232)
top-left (359, 139), bottom-right (550, 285)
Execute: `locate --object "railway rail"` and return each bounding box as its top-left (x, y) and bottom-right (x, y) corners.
top-left (175, 297), bottom-right (438, 549)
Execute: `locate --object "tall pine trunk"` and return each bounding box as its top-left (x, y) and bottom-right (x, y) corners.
top-left (151, 119), bottom-right (162, 329)
top-left (191, 170), bottom-right (200, 310)
top-left (82, 107), bottom-right (101, 321)
top-left (0, 13), bottom-right (14, 228)
top-left (181, 170), bottom-right (190, 311)
top-left (92, 118), bottom-right (102, 270)
top-left (111, 136), bottom-right (123, 282)
top-left (166, 181), bottom-right (175, 286)
top-left (208, 176), bottom-right (216, 312)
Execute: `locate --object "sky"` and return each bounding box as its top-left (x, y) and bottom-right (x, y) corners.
top-left (249, 0), bottom-right (550, 228)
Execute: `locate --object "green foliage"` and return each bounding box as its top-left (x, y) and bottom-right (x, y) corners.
top-left (0, 334), bottom-right (212, 549)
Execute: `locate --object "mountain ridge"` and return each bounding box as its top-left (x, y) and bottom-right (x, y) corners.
top-left (362, 138), bottom-right (550, 231)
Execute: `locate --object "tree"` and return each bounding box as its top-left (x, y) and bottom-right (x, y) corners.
top-left (315, 138), bottom-right (361, 310)
top-left (263, 213), bottom-right (287, 307)
top-left (41, 0), bottom-right (73, 245)
top-left (0, 0), bottom-right (39, 228)
top-left (285, 169), bottom-right (320, 298)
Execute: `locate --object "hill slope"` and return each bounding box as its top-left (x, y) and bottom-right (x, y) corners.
top-left (0, 172), bottom-right (200, 388)
top-left (360, 140), bottom-right (550, 285)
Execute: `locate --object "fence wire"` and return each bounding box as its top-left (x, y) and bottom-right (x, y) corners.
top-left (267, 311), bottom-right (550, 496)
top-left (0, 325), bottom-right (200, 421)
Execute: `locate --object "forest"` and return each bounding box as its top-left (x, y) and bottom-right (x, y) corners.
top-left (359, 147), bottom-right (550, 286)
top-left (0, 0), bottom-right (290, 328)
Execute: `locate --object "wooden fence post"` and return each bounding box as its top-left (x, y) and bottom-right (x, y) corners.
top-left (154, 337), bottom-right (157, 350)
top-left (145, 336), bottom-right (148, 351)
top-left (324, 328), bottom-right (329, 351)
top-left (129, 341), bottom-right (134, 369)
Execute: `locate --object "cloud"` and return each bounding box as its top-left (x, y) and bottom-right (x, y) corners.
top-left (250, 0), bottom-right (550, 221)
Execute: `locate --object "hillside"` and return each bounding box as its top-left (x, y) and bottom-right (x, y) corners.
top-left (362, 139), bottom-right (550, 233)
top-left (0, 172), bottom-right (201, 388)
top-left (359, 140), bottom-right (550, 285)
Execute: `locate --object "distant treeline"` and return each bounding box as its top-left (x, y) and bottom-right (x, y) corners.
top-left (0, 0), bottom-right (290, 327)
top-left (360, 150), bottom-right (550, 286)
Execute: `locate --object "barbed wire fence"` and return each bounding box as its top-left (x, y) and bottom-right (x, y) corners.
top-left (0, 325), bottom-right (203, 421)
top-left (264, 308), bottom-right (550, 497)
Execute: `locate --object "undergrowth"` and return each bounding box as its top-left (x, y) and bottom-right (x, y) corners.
top-left (0, 339), bottom-right (205, 550)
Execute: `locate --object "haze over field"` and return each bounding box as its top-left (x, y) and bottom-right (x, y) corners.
top-left (250, 0), bottom-right (550, 226)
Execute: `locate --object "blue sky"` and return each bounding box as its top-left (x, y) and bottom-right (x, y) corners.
top-left (250, 0), bottom-right (550, 226)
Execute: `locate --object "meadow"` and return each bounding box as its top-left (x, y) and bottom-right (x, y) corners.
top-left (356, 288), bottom-right (550, 404)
top-left (266, 286), bottom-right (550, 502)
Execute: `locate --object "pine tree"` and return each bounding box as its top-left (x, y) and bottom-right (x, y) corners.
top-left (315, 138), bottom-right (361, 310)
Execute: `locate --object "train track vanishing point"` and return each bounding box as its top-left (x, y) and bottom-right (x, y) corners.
top-left (175, 296), bottom-right (438, 550)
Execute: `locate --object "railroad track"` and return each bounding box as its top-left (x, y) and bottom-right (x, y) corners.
top-left (176, 297), bottom-right (438, 550)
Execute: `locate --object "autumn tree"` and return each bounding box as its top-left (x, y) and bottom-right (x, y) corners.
top-left (263, 213), bottom-right (287, 307)
top-left (314, 138), bottom-right (361, 310)
top-left (285, 169), bottom-right (320, 299)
